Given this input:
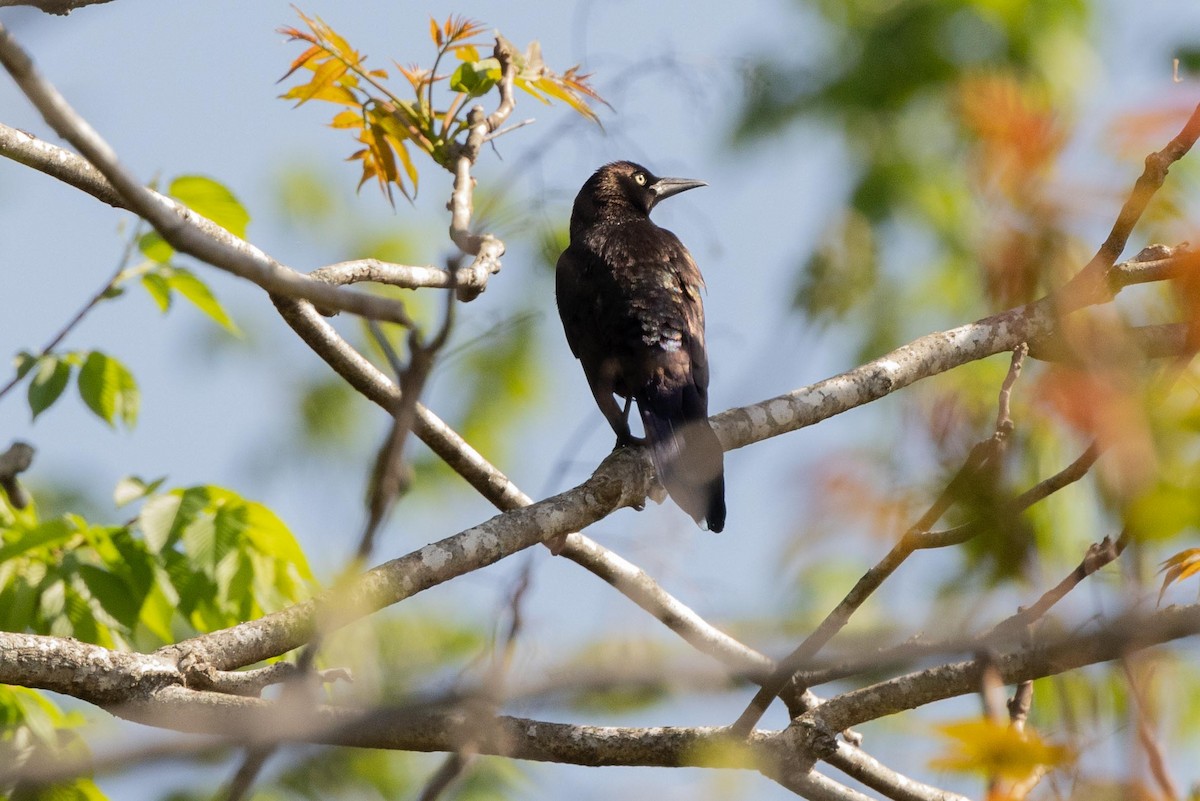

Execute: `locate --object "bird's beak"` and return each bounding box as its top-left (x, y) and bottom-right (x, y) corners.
top-left (650, 176), bottom-right (707, 203)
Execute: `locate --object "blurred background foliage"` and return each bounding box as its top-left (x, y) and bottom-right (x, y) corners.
top-left (6, 0), bottom-right (1200, 799)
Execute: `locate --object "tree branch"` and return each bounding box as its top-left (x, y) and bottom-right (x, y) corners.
top-left (0, 31), bottom-right (423, 322)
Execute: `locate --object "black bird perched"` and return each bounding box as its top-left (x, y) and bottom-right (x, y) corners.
top-left (556, 161), bottom-right (726, 532)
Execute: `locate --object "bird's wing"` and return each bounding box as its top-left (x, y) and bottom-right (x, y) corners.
top-left (554, 244), bottom-right (591, 360)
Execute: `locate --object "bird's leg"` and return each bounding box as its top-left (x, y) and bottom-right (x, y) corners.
top-left (613, 396), bottom-right (647, 449)
top-left (586, 375), bottom-right (643, 448)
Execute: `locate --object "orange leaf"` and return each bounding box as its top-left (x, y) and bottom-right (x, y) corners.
top-left (281, 81), bottom-right (358, 107)
top-left (429, 16), bottom-right (443, 47)
top-left (290, 58), bottom-right (350, 105)
top-left (931, 719), bottom-right (1072, 779)
top-left (1158, 547), bottom-right (1200, 602)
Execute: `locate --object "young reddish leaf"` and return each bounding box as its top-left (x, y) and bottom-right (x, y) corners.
top-left (429, 16), bottom-right (443, 47)
top-left (445, 15), bottom-right (485, 46)
top-left (278, 41), bottom-right (323, 82)
top-left (397, 62), bottom-right (430, 92)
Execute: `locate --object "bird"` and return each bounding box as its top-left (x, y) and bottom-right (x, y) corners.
top-left (555, 160), bottom-right (726, 532)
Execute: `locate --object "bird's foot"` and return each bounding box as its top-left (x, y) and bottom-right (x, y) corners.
top-left (613, 434), bottom-right (647, 450)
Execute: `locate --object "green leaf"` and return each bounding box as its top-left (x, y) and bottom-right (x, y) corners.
top-left (76, 351), bottom-right (139, 429)
top-left (77, 564), bottom-right (142, 629)
top-left (27, 355), bottom-right (72, 420)
top-left (141, 271), bottom-right (173, 311)
top-left (243, 501), bottom-right (313, 582)
top-left (166, 267), bottom-right (240, 335)
top-left (450, 58), bottom-right (500, 97)
top-left (114, 475), bottom-right (166, 507)
top-left (13, 350), bottom-right (36, 380)
top-left (0, 518), bottom-right (77, 562)
top-left (138, 231), bottom-right (174, 263)
top-left (137, 573), bottom-right (177, 643)
top-left (137, 494), bottom-right (181, 553)
top-left (169, 175), bottom-right (250, 238)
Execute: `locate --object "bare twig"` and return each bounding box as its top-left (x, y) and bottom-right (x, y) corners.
top-left (733, 346), bottom-right (1030, 736)
top-left (825, 741), bottom-right (971, 801)
top-left (0, 226), bottom-right (140, 404)
top-left (794, 520), bottom-right (1126, 690)
top-left (1061, 99), bottom-right (1200, 309)
top-left (357, 284), bottom-right (455, 561)
top-left (444, 37), bottom-right (517, 299)
top-left (1121, 659), bottom-right (1181, 801)
top-left (1008, 681), bottom-right (1033, 731)
top-left (987, 529), bottom-right (1128, 640)
top-left (781, 603), bottom-right (1200, 739)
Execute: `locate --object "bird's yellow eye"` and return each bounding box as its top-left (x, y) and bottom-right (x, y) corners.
top-left (634, 172), bottom-right (647, 186)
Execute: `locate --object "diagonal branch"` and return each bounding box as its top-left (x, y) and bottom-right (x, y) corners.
top-left (733, 346), bottom-right (1030, 736)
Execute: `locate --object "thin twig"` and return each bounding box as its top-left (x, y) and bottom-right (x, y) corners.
top-left (0, 223), bottom-right (141, 403)
top-left (733, 346), bottom-right (1030, 736)
top-left (1121, 658), bottom-right (1181, 801)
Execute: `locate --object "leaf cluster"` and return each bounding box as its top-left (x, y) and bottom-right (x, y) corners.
top-left (278, 10), bottom-right (605, 203)
top-left (0, 480), bottom-right (313, 652)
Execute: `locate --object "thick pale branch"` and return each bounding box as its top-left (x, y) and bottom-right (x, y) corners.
top-left (7, 604), bottom-right (1199, 775)
top-left (271, 292), bottom-right (768, 678)
top-left (157, 446), bottom-right (655, 670)
top-left (825, 742), bottom-right (970, 801)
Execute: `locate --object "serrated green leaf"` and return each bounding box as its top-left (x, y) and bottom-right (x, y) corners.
top-left (141, 271), bottom-right (173, 311)
top-left (138, 494), bottom-right (181, 553)
top-left (181, 513), bottom-right (217, 570)
top-left (77, 564), bottom-right (141, 629)
top-left (77, 351), bottom-right (139, 429)
top-left (28, 355), bottom-right (72, 420)
top-left (166, 267), bottom-right (240, 335)
top-left (169, 175), bottom-right (250, 238)
top-left (138, 231), bottom-right (174, 263)
top-left (39, 577), bottom-right (66, 620)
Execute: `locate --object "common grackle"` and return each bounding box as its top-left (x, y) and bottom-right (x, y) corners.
top-left (556, 161), bottom-right (726, 532)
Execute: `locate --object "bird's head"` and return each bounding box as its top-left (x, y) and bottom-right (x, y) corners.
top-left (572, 161), bottom-right (706, 227)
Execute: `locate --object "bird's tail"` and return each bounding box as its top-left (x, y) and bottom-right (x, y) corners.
top-left (639, 388), bottom-right (726, 533)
